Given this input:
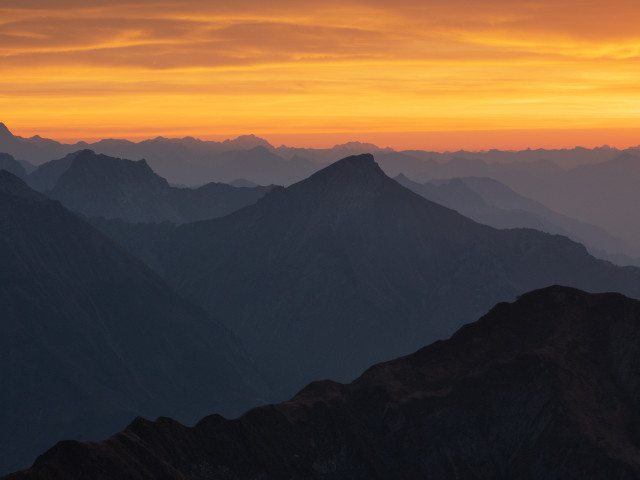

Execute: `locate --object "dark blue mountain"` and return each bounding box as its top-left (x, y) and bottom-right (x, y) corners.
top-left (0, 171), bottom-right (269, 475)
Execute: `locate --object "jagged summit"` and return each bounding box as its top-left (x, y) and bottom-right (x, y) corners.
top-left (64, 149), bottom-right (158, 177)
top-left (36, 150), bottom-right (274, 223)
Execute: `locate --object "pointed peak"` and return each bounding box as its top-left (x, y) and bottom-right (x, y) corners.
top-left (0, 122), bottom-right (14, 138)
top-left (323, 153), bottom-right (380, 175)
top-left (295, 153), bottom-right (387, 191)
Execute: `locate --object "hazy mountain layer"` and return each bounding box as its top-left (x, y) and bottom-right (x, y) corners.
top-left (8, 286), bottom-right (640, 479)
top-left (0, 153), bottom-right (26, 179)
top-left (27, 150), bottom-right (275, 224)
top-left (4, 122), bottom-right (640, 249)
top-left (379, 150), bottom-right (640, 253)
top-left (395, 174), bottom-right (640, 264)
top-left (0, 171), bottom-right (269, 475)
top-left (94, 154), bottom-right (640, 399)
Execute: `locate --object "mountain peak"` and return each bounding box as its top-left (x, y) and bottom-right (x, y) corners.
top-left (73, 148), bottom-right (97, 157)
top-left (336, 152), bottom-right (375, 165)
top-left (223, 134), bottom-right (273, 150)
top-left (0, 122), bottom-right (14, 138)
top-left (293, 153), bottom-right (386, 193)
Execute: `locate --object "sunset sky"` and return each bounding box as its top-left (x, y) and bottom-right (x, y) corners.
top-left (2, 0), bottom-right (640, 150)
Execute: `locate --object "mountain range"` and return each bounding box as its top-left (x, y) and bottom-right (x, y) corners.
top-left (4, 129), bottom-right (640, 477)
top-left (4, 122), bottom-right (640, 255)
top-left (377, 151), bottom-right (640, 253)
top-left (0, 171), bottom-right (270, 474)
top-left (395, 174), bottom-right (640, 265)
top-left (90, 154), bottom-right (640, 399)
top-left (7, 286), bottom-right (640, 479)
top-left (25, 149), bottom-right (275, 224)
top-left (23, 147), bottom-right (638, 268)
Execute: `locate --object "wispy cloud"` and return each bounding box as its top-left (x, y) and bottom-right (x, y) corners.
top-left (2, 0), bottom-right (640, 146)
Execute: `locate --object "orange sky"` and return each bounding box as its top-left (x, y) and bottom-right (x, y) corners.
top-left (2, 0), bottom-right (640, 150)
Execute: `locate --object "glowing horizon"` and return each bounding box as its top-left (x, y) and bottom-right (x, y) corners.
top-left (5, 123), bottom-right (640, 153)
top-left (2, 0), bottom-right (640, 150)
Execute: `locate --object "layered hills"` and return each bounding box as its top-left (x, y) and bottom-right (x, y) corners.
top-left (377, 150), bottom-right (640, 253)
top-left (8, 286), bottom-right (640, 479)
top-left (395, 174), bottom-right (640, 264)
top-left (0, 171), bottom-right (269, 474)
top-left (96, 154), bottom-right (640, 398)
top-left (26, 150), bottom-right (275, 223)
top-left (0, 153), bottom-right (26, 179)
top-left (5, 122), bottom-right (640, 255)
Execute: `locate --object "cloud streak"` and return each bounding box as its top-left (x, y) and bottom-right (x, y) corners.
top-left (2, 0), bottom-right (640, 147)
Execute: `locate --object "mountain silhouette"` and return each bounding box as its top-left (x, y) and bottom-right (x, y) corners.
top-left (28, 150), bottom-right (274, 223)
top-left (25, 151), bottom-right (78, 191)
top-left (0, 172), bottom-right (269, 475)
top-left (208, 145), bottom-right (321, 185)
top-left (5, 122), bottom-right (640, 248)
top-left (0, 170), bottom-right (40, 199)
top-left (96, 154), bottom-right (640, 398)
top-left (8, 286), bottom-right (640, 479)
top-left (379, 150), bottom-right (640, 255)
top-left (0, 154), bottom-right (26, 179)
top-left (395, 174), bottom-right (640, 264)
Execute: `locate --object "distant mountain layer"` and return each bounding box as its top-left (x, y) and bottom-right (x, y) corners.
top-left (0, 171), bottom-right (269, 475)
top-left (26, 150), bottom-right (275, 223)
top-left (95, 154), bottom-right (640, 399)
top-left (8, 286), bottom-right (640, 480)
top-left (5, 121), bottom-right (640, 254)
top-left (395, 174), bottom-right (640, 265)
top-left (376, 150), bottom-right (640, 253)
top-left (0, 153), bottom-right (26, 179)
top-left (0, 123), bottom-right (325, 186)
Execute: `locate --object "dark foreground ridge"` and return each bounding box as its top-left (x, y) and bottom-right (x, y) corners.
top-left (8, 286), bottom-right (640, 479)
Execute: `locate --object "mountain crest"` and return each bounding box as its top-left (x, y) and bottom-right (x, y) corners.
top-left (277, 153), bottom-right (392, 205)
top-left (68, 149), bottom-right (156, 175)
top-left (0, 122), bottom-right (14, 138)
top-left (303, 153), bottom-right (381, 184)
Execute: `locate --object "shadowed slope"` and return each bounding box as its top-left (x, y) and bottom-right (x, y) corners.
top-left (8, 286), bottom-right (640, 480)
top-left (395, 173), bottom-right (640, 264)
top-left (118, 154), bottom-right (640, 397)
top-left (0, 172), bottom-right (269, 475)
